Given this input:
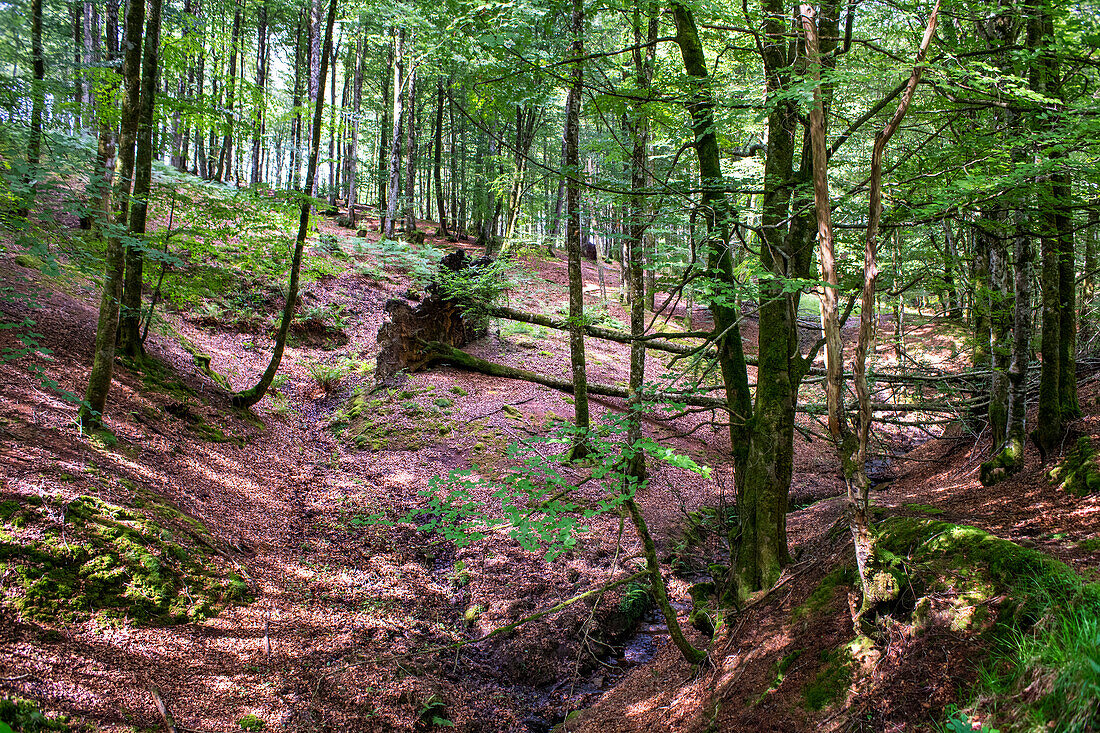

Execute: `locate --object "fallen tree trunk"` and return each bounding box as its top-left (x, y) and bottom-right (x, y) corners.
top-left (422, 341), bottom-right (972, 416)
top-left (420, 341), bottom-right (729, 409)
top-left (488, 304), bottom-right (709, 357)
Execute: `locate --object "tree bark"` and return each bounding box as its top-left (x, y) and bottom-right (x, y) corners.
top-left (404, 42), bottom-right (418, 232)
top-left (250, 1), bottom-right (269, 187)
top-left (232, 0), bottom-right (338, 408)
top-left (117, 0), bottom-right (164, 358)
top-left (434, 77), bottom-right (449, 237)
top-left (564, 0), bottom-right (590, 459)
top-left (384, 28), bottom-right (406, 237)
top-left (80, 0), bottom-right (146, 428)
top-left (23, 0), bottom-right (45, 212)
top-left (216, 0), bottom-right (242, 183)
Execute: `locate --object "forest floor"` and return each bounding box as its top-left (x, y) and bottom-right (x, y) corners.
top-left (1, 176), bottom-right (1098, 732)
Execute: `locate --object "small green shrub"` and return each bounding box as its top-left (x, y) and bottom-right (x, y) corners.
top-left (237, 714), bottom-right (265, 731)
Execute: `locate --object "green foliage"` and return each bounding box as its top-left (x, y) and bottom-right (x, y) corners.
top-left (0, 695), bottom-right (83, 732)
top-left (417, 695), bottom-right (453, 728)
top-left (943, 709), bottom-right (998, 733)
top-left (306, 359), bottom-right (346, 391)
top-left (618, 578), bottom-right (654, 623)
top-left (402, 411), bottom-right (709, 561)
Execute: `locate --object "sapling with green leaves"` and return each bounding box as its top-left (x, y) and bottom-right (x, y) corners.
top-left (402, 408), bottom-right (709, 664)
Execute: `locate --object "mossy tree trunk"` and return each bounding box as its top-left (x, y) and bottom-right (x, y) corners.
top-left (80, 0), bottom-right (145, 428)
top-left (624, 499), bottom-right (706, 665)
top-left (117, 0), bottom-right (164, 358)
top-left (564, 0), bottom-right (590, 460)
top-left (231, 0), bottom-right (337, 408)
top-left (1031, 1), bottom-right (1079, 454)
top-left (623, 0), bottom-right (657, 480)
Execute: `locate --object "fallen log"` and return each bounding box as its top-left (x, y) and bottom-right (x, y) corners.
top-left (487, 303), bottom-right (710, 357)
top-left (421, 342), bottom-right (970, 416)
top-left (420, 341), bottom-right (730, 410)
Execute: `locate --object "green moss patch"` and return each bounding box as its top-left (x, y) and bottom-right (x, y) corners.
top-left (792, 566), bottom-right (856, 622)
top-left (331, 388), bottom-right (447, 452)
top-left (0, 495), bottom-right (249, 626)
top-left (802, 646), bottom-right (852, 711)
top-left (1048, 437), bottom-right (1100, 496)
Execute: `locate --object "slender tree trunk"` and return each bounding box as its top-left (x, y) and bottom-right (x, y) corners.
top-left (84, 0), bottom-right (119, 233)
top-left (564, 0), bottom-right (589, 459)
top-left (624, 0), bottom-right (657, 481)
top-left (1080, 211), bottom-right (1098, 354)
top-left (23, 0), bottom-right (45, 212)
top-left (233, 0), bottom-right (338, 407)
top-left (216, 0), bottom-right (242, 183)
top-left (341, 34), bottom-right (363, 224)
top-left (404, 44), bottom-right (418, 233)
top-left (289, 12), bottom-right (305, 191)
top-left (250, 1), bottom-right (269, 186)
top-left (80, 0), bottom-right (146, 427)
top-left (384, 28), bottom-right (405, 237)
top-left (434, 77), bottom-right (448, 237)
top-left (117, 0), bottom-right (164, 358)
top-left (71, 1), bottom-right (83, 131)
top-left (377, 40), bottom-right (392, 227)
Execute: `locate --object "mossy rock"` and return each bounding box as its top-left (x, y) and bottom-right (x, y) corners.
top-left (1048, 437), bottom-right (1100, 496)
top-left (0, 495), bottom-right (250, 625)
top-left (877, 517), bottom-right (1100, 732)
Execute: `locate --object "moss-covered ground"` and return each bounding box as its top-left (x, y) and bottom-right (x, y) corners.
top-left (877, 517), bottom-right (1100, 732)
top-left (0, 494), bottom-right (249, 626)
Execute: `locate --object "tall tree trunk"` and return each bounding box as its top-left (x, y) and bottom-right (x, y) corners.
top-left (564, 0), bottom-right (590, 459)
top-left (404, 45), bottom-right (418, 233)
top-left (289, 12), bottom-right (305, 191)
top-left (117, 0), bottom-right (164, 358)
top-left (84, 0), bottom-right (119, 233)
top-left (1032, 1), bottom-right (1078, 452)
top-left (851, 0), bottom-right (938, 616)
top-left (233, 0), bottom-right (338, 408)
top-left (23, 0), bottom-right (45, 212)
top-left (384, 28), bottom-right (405, 237)
top-left (1080, 210), bottom-right (1098, 354)
top-left (80, 0), bottom-right (146, 428)
top-left (71, 1), bottom-right (83, 131)
top-left (250, 1), bottom-right (269, 186)
top-left (217, 0), bottom-right (242, 183)
top-left (342, 34), bottom-right (364, 224)
top-left (377, 39), bottom-right (392, 227)
top-left (434, 77), bottom-right (448, 237)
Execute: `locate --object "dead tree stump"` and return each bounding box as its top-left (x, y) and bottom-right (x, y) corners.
top-left (375, 249), bottom-right (491, 381)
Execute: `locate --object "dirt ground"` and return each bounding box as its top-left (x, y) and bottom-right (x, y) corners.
top-left (1, 208), bottom-right (1098, 732)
